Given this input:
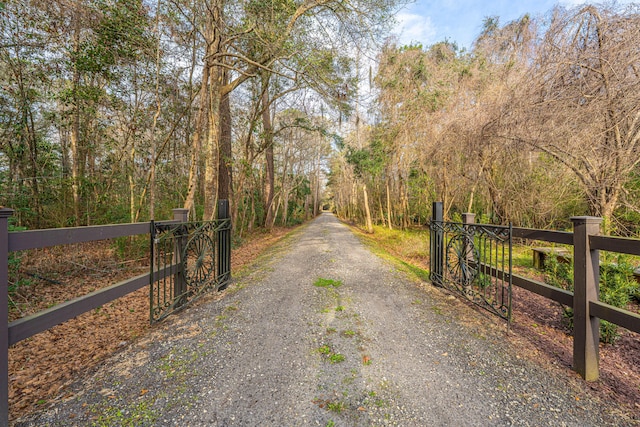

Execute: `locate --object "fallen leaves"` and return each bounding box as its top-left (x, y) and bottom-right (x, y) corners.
top-left (8, 228), bottom-right (296, 421)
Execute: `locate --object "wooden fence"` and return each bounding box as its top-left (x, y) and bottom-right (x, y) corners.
top-left (510, 218), bottom-right (640, 380)
top-left (431, 203), bottom-right (640, 383)
top-left (0, 203), bottom-right (231, 426)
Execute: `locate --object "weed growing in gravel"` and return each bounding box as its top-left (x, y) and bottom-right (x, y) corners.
top-left (325, 420), bottom-right (336, 427)
top-left (335, 305), bottom-right (345, 312)
top-left (317, 345), bottom-right (332, 355)
top-left (214, 314), bottom-right (227, 328)
top-left (329, 353), bottom-right (345, 364)
top-left (91, 398), bottom-right (159, 427)
top-left (224, 304), bottom-right (239, 313)
top-left (158, 347), bottom-right (199, 380)
top-left (314, 278), bottom-right (343, 288)
top-left (341, 329), bottom-right (355, 337)
top-left (327, 400), bottom-right (346, 413)
top-left (316, 345), bottom-right (345, 364)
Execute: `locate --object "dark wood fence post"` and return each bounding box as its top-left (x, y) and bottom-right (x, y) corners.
top-left (172, 209), bottom-right (189, 307)
top-left (217, 200), bottom-right (231, 290)
top-left (430, 202), bottom-right (444, 286)
top-left (571, 216), bottom-right (602, 381)
top-left (0, 208), bottom-right (14, 426)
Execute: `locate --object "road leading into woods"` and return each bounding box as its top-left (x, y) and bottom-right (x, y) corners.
top-left (16, 213), bottom-right (631, 426)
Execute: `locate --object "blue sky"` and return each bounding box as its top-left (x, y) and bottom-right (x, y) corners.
top-left (392, 0), bottom-right (636, 50)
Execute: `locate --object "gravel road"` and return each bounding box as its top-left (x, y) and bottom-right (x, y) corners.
top-left (15, 213), bottom-right (635, 426)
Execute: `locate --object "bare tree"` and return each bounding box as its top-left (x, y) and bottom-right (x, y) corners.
top-left (502, 4), bottom-right (640, 228)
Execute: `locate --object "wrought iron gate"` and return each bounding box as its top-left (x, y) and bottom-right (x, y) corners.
top-left (430, 205), bottom-right (512, 322)
top-left (150, 204), bottom-right (231, 323)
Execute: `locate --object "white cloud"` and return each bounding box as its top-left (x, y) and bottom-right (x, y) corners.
top-left (394, 12), bottom-right (437, 46)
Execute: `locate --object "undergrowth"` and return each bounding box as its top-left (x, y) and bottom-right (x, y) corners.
top-left (544, 253), bottom-right (640, 344)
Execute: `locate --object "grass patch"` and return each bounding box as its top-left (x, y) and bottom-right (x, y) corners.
top-left (91, 398), bottom-right (159, 427)
top-left (329, 353), bottom-right (346, 364)
top-left (351, 226), bottom-right (431, 283)
top-left (511, 245), bottom-right (535, 269)
top-left (314, 278), bottom-right (343, 288)
top-left (365, 225), bottom-right (430, 260)
top-left (317, 345), bottom-right (332, 355)
top-left (326, 400), bottom-right (347, 413)
top-left (316, 345), bottom-right (345, 364)
top-left (398, 260), bottom-right (430, 282)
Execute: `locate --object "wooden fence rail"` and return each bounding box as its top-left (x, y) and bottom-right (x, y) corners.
top-left (460, 209), bottom-right (640, 382)
top-left (0, 205), bottom-right (230, 426)
top-left (430, 202), bottom-right (640, 384)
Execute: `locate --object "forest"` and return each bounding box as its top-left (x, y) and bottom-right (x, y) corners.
top-left (1, 1), bottom-right (640, 236)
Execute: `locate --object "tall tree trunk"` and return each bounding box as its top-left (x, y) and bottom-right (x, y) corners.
top-left (184, 64), bottom-right (210, 218)
top-left (201, 0), bottom-right (224, 220)
top-left (314, 148), bottom-right (320, 216)
top-left (204, 71), bottom-right (221, 220)
top-left (386, 181), bottom-right (393, 230)
top-left (129, 142), bottom-right (136, 223)
top-left (363, 183), bottom-right (373, 233)
top-left (262, 80), bottom-right (276, 230)
top-left (282, 191), bottom-right (290, 226)
top-left (70, 12), bottom-right (82, 226)
top-left (378, 192), bottom-right (385, 226)
top-left (148, 0), bottom-right (163, 220)
top-left (218, 71), bottom-right (232, 203)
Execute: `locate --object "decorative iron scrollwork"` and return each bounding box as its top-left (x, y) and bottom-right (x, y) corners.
top-left (183, 233), bottom-right (215, 290)
top-left (430, 220), bottom-right (512, 322)
top-left (150, 218), bottom-right (231, 323)
top-left (446, 234), bottom-right (478, 287)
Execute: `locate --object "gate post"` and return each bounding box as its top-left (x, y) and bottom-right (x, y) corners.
top-left (172, 209), bottom-right (189, 307)
top-left (462, 213), bottom-right (475, 224)
top-left (217, 200), bottom-right (231, 290)
top-left (0, 208), bottom-right (14, 426)
top-left (430, 202), bottom-right (444, 286)
top-left (571, 216), bottom-right (602, 381)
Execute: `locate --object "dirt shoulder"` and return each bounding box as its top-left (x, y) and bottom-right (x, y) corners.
top-left (14, 213), bottom-right (638, 426)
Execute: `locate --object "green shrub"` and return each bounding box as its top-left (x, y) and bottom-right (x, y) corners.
top-left (545, 253), bottom-right (639, 344)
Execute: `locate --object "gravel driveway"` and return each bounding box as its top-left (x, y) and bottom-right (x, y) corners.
top-left (15, 213), bottom-right (634, 426)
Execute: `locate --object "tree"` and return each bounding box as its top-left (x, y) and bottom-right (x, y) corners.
top-left (501, 5), bottom-right (640, 228)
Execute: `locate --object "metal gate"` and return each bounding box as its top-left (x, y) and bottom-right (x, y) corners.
top-left (430, 204), bottom-right (512, 322)
top-left (150, 203), bottom-right (231, 323)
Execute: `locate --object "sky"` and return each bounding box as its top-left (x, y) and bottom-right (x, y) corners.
top-left (392, 0), bottom-right (637, 50)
